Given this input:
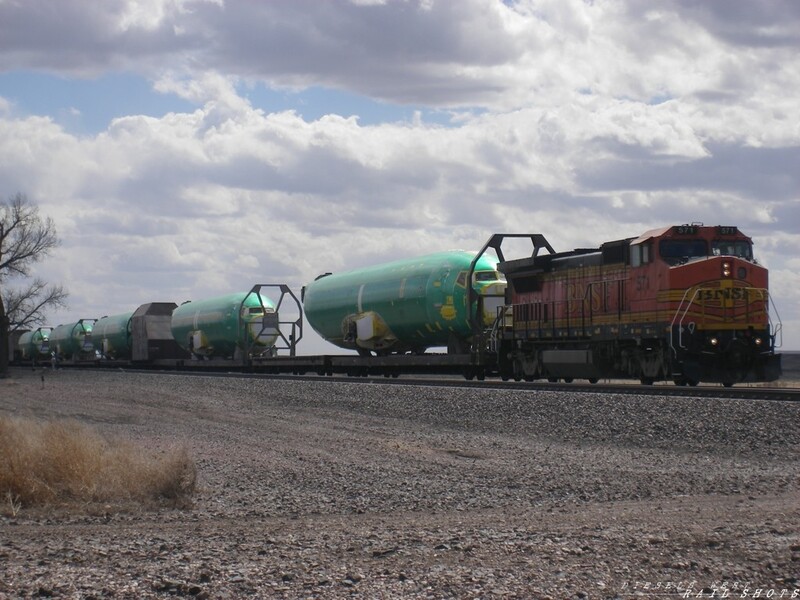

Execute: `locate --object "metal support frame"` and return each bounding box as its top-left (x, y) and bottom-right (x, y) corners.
top-left (241, 283), bottom-right (304, 359)
top-left (467, 233), bottom-right (556, 339)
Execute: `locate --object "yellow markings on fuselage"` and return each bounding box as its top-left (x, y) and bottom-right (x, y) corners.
top-left (440, 295), bottom-right (457, 321)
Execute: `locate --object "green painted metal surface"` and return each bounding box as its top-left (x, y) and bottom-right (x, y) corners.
top-left (51, 320), bottom-right (95, 359)
top-left (93, 312), bottom-right (134, 359)
top-left (18, 327), bottom-right (53, 360)
top-left (170, 291), bottom-right (278, 358)
top-left (302, 251), bottom-right (506, 354)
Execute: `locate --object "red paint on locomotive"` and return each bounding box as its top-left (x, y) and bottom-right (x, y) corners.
top-left (497, 224), bottom-right (781, 386)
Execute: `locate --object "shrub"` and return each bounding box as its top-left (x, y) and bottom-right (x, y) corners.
top-left (0, 415), bottom-right (196, 515)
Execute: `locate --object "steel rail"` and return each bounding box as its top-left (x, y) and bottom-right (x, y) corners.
top-left (38, 365), bottom-right (800, 402)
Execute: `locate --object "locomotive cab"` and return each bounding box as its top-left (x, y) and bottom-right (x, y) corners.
top-left (626, 224), bottom-right (780, 385)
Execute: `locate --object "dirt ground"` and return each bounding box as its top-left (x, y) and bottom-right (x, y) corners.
top-left (1, 367), bottom-right (798, 599)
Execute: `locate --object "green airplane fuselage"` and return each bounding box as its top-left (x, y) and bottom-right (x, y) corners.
top-left (303, 251), bottom-right (506, 354)
top-left (51, 320), bottom-right (95, 359)
top-left (18, 327), bottom-right (53, 360)
top-left (170, 291), bottom-right (277, 358)
top-left (93, 311), bottom-right (134, 359)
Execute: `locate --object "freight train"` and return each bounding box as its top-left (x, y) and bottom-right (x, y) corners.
top-left (11, 225), bottom-right (782, 386)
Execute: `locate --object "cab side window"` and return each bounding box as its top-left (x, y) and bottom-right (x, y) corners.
top-left (630, 242), bottom-right (653, 267)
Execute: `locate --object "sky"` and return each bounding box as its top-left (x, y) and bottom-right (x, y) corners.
top-left (0, 0), bottom-right (798, 355)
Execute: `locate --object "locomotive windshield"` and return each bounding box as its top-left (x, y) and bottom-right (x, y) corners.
top-left (659, 239), bottom-right (708, 265)
top-left (658, 238), bottom-right (754, 265)
top-left (711, 240), bottom-right (752, 259)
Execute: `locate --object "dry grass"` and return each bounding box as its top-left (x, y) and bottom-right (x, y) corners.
top-left (0, 415), bottom-right (196, 515)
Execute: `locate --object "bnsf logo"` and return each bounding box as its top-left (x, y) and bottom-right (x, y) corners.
top-left (699, 288), bottom-right (749, 301)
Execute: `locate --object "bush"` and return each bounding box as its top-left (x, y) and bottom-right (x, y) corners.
top-left (0, 415), bottom-right (196, 515)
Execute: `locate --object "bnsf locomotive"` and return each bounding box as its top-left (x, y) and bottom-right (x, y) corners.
top-left (493, 224), bottom-right (782, 386)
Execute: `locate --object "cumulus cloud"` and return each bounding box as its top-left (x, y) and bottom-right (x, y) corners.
top-left (0, 0), bottom-right (798, 350)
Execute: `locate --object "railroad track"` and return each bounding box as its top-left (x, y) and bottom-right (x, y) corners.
top-left (44, 365), bottom-right (800, 402)
top-left (239, 374), bottom-right (800, 401)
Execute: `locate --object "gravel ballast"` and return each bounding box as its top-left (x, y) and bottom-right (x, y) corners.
top-left (1, 368), bottom-right (798, 599)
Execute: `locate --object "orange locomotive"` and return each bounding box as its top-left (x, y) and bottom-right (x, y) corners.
top-left (495, 224), bottom-right (782, 386)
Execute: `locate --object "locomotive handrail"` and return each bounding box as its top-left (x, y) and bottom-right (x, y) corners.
top-left (747, 287), bottom-right (784, 349)
top-left (670, 287), bottom-right (700, 353)
top-left (488, 305), bottom-right (513, 354)
top-left (768, 292), bottom-right (783, 348)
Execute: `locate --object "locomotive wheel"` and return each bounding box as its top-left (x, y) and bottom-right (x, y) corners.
top-left (640, 377), bottom-right (654, 385)
top-left (588, 378), bottom-right (599, 384)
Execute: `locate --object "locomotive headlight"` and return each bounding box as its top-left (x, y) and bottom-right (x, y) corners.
top-left (722, 262), bottom-right (732, 277)
top-left (709, 336), bottom-right (719, 347)
top-left (754, 337), bottom-right (763, 346)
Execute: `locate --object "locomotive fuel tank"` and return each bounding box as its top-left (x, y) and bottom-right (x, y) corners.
top-left (18, 327), bottom-right (53, 361)
top-left (50, 319), bottom-right (96, 360)
top-left (170, 291), bottom-right (278, 359)
top-left (302, 251), bottom-right (506, 355)
top-left (93, 312), bottom-right (134, 359)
